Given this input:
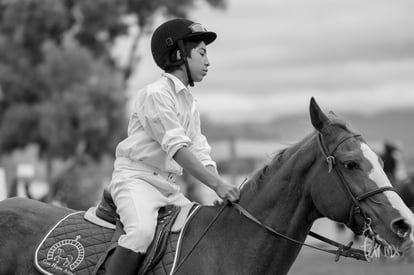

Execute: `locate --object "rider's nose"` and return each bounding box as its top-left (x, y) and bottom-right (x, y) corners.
top-left (391, 217), bottom-right (411, 238)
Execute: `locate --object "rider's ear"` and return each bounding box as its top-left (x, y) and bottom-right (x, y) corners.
top-left (309, 97), bottom-right (331, 133)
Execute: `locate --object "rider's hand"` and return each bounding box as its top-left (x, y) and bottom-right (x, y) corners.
top-left (214, 181), bottom-right (240, 202)
top-left (173, 148), bottom-right (240, 202)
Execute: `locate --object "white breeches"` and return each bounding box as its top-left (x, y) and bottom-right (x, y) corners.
top-left (108, 157), bottom-right (190, 253)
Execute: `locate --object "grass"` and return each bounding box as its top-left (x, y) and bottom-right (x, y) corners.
top-left (289, 246), bottom-right (413, 275)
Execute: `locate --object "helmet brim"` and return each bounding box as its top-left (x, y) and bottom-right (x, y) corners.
top-left (183, 31), bottom-right (217, 45)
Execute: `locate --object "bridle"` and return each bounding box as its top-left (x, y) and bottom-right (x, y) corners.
top-left (173, 133), bottom-right (398, 273)
top-left (316, 133), bottom-right (396, 235)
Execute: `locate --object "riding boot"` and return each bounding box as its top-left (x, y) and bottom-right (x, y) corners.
top-left (105, 246), bottom-right (145, 275)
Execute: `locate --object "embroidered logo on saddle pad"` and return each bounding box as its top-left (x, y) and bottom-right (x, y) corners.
top-left (41, 235), bottom-right (84, 273)
top-left (34, 212), bottom-right (114, 275)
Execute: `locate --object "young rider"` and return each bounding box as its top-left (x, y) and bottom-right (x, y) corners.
top-left (105, 18), bottom-right (240, 275)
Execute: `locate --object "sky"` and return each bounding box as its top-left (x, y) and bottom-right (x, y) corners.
top-left (115, 0), bottom-right (414, 123)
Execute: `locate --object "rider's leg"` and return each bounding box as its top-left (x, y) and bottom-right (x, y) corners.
top-left (105, 246), bottom-right (144, 275)
top-left (106, 163), bottom-right (191, 274)
top-left (105, 179), bottom-right (162, 274)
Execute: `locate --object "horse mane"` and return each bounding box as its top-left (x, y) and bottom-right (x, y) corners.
top-left (240, 132), bottom-right (314, 196)
top-left (240, 116), bottom-right (350, 197)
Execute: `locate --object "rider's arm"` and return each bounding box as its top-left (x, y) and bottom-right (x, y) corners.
top-left (206, 164), bottom-right (219, 175)
top-left (173, 146), bottom-right (239, 201)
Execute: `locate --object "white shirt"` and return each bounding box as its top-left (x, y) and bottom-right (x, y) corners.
top-left (115, 73), bottom-right (216, 175)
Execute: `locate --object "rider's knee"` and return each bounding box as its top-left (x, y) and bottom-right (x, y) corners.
top-left (119, 225), bottom-right (155, 252)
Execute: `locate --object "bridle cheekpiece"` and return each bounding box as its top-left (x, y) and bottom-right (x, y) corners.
top-left (316, 133), bottom-right (396, 236)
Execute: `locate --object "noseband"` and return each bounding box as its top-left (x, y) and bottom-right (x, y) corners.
top-left (316, 133), bottom-right (397, 235)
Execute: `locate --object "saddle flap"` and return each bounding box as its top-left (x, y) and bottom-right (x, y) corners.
top-left (139, 205), bottom-right (181, 274)
top-left (89, 190), bottom-right (201, 274)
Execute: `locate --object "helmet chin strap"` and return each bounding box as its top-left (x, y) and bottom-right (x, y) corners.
top-left (177, 40), bottom-right (194, 87)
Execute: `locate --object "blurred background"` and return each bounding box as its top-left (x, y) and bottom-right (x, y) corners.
top-left (0, 0), bottom-right (413, 274)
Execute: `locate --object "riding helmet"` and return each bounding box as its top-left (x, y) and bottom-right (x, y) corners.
top-left (151, 18), bottom-right (217, 70)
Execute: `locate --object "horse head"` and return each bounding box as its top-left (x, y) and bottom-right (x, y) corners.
top-left (309, 97), bottom-right (414, 255)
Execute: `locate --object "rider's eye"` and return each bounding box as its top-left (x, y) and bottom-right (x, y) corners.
top-left (344, 161), bottom-right (358, 170)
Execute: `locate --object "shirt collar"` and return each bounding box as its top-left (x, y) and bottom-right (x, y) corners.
top-left (163, 73), bottom-right (188, 94)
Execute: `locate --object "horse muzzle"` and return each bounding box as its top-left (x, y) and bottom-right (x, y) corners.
top-left (391, 217), bottom-right (411, 238)
top-left (390, 217), bottom-right (414, 254)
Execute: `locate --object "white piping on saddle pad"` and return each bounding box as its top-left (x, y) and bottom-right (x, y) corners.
top-left (34, 211), bottom-right (84, 275)
top-left (169, 204), bottom-right (202, 275)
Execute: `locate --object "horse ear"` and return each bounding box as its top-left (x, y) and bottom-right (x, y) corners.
top-left (309, 97), bottom-right (330, 132)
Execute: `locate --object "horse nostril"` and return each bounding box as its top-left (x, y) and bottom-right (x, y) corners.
top-left (391, 218), bottom-right (411, 239)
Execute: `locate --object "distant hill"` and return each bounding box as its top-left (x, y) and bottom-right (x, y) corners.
top-left (272, 109), bottom-right (414, 156)
top-left (340, 110), bottom-right (414, 154)
top-left (203, 108), bottom-right (414, 156)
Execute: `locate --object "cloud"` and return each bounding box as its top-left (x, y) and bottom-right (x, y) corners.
top-left (124, 0), bottom-right (414, 123)
top-left (200, 57), bottom-right (414, 94)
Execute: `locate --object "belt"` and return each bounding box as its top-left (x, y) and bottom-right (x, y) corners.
top-left (152, 167), bottom-right (177, 183)
top-left (115, 157), bottom-right (177, 183)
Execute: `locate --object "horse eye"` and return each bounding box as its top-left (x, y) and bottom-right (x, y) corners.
top-left (344, 161), bottom-right (358, 170)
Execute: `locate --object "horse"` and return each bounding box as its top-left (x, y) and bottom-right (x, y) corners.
top-left (0, 98), bottom-right (413, 275)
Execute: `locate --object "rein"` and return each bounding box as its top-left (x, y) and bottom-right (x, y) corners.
top-left (230, 201), bottom-right (367, 262)
top-left (173, 133), bottom-right (399, 272)
top-left (173, 201), bottom-right (366, 275)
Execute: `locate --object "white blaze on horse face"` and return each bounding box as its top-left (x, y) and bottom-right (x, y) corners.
top-left (361, 143), bottom-right (414, 239)
top-left (361, 143), bottom-right (392, 188)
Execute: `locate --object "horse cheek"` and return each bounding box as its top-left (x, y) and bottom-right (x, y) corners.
top-left (311, 174), bottom-right (350, 221)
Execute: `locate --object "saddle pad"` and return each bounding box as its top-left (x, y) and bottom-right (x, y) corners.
top-left (146, 232), bottom-right (180, 275)
top-left (34, 211), bottom-right (115, 275)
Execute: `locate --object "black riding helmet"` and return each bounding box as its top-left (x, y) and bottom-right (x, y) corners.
top-left (151, 18), bottom-right (217, 86)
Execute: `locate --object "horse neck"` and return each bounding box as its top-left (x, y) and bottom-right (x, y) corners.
top-left (241, 134), bottom-right (319, 224)
top-left (234, 134), bottom-right (320, 271)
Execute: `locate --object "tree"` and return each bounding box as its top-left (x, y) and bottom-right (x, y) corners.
top-left (0, 36), bottom-right (127, 202)
top-left (0, 0), bottom-right (226, 204)
top-left (0, 0), bottom-right (227, 154)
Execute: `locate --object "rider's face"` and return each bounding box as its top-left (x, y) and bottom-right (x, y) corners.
top-left (187, 41), bottom-right (210, 83)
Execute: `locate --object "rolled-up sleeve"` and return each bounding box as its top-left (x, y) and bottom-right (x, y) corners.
top-left (189, 108), bottom-right (217, 168)
top-left (138, 91), bottom-right (191, 159)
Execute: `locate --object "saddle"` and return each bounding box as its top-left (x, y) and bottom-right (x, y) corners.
top-left (34, 190), bottom-right (200, 275)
